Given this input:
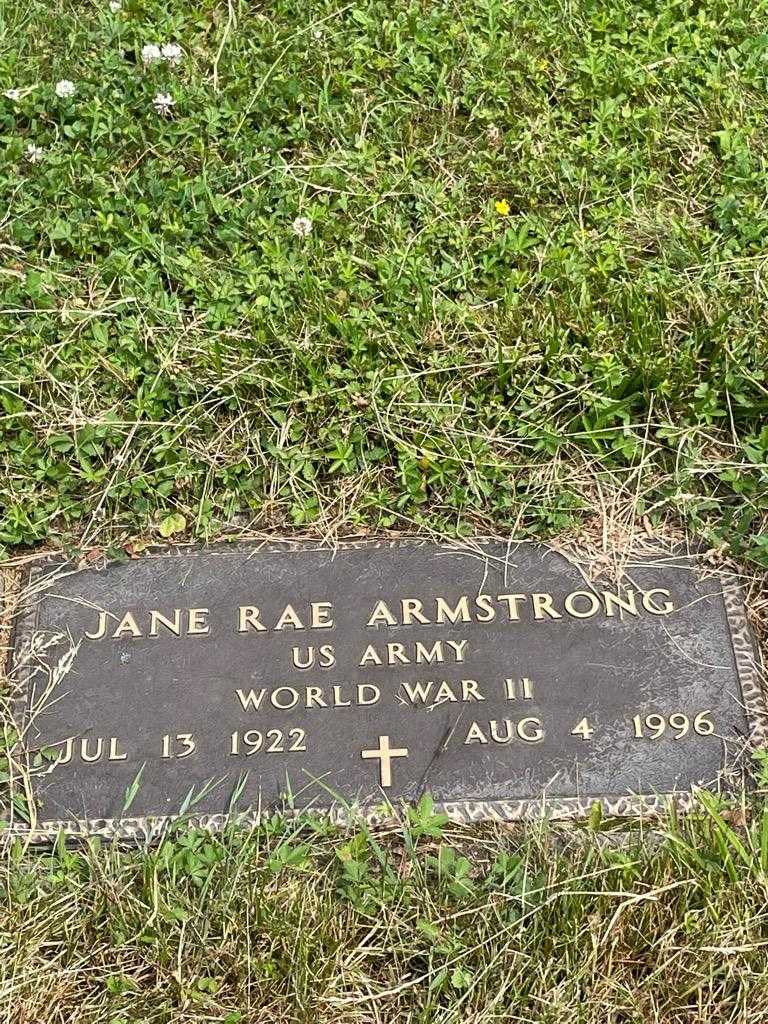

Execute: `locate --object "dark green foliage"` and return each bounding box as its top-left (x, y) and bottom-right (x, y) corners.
top-left (0, 0), bottom-right (766, 559)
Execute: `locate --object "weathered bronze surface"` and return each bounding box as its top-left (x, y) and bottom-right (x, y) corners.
top-left (6, 541), bottom-right (764, 837)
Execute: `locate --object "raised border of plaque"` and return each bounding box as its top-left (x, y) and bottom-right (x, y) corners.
top-left (3, 538), bottom-right (767, 841)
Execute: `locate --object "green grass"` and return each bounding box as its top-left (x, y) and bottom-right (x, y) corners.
top-left (3, 799), bottom-right (768, 1022)
top-left (2, 1), bottom-right (768, 1020)
top-left (0, 0), bottom-right (766, 559)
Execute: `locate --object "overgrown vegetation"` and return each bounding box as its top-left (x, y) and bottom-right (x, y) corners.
top-left (3, 797), bottom-right (768, 1022)
top-left (3, 0), bottom-right (768, 1019)
top-left (1, 0), bottom-right (766, 560)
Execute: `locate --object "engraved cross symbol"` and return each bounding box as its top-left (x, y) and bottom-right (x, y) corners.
top-left (361, 735), bottom-right (409, 788)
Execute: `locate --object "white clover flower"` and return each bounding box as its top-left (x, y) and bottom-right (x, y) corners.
top-left (4, 88), bottom-right (21, 101)
top-left (55, 79), bottom-right (76, 98)
top-left (291, 216), bottom-right (313, 237)
top-left (26, 142), bottom-right (44, 163)
top-left (312, 28), bottom-right (323, 40)
top-left (161, 43), bottom-right (182, 65)
top-left (142, 43), bottom-right (162, 65)
top-left (153, 91), bottom-right (175, 116)
top-left (109, 0), bottom-right (122, 10)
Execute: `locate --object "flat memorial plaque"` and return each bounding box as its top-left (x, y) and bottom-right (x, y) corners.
top-left (4, 540), bottom-right (766, 837)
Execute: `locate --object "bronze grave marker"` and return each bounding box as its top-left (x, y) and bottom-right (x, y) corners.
top-left (4, 540), bottom-right (765, 838)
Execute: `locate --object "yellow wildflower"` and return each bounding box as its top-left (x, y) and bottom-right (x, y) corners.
top-left (494, 199), bottom-right (510, 216)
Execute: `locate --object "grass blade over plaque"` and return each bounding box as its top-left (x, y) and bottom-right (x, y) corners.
top-left (122, 762), bottom-right (147, 814)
